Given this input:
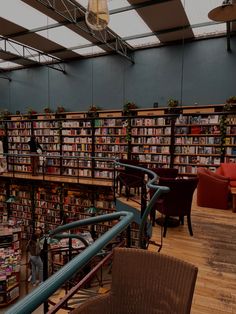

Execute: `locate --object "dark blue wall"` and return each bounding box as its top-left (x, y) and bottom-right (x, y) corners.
top-left (0, 36), bottom-right (235, 114)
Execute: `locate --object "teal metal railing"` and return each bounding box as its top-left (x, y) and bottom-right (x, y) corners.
top-left (6, 163), bottom-right (169, 314)
top-left (114, 161), bottom-right (169, 248)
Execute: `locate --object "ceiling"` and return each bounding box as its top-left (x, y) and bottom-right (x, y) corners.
top-left (0, 0), bottom-right (234, 72)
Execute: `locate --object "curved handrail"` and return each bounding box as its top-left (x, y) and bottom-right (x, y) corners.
top-left (6, 161), bottom-right (170, 314)
top-left (6, 211), bottom-right (133, 314)
top-left (114, 161), bottom-right (170, 248)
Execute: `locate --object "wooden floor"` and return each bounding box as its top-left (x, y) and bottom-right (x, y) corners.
top-left (148, 192), bottom-right (236, 314)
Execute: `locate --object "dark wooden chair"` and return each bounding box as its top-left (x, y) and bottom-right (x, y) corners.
top-left (116, 159), bottom-right (145, 200)
top-left (151, 177), bottom-right (199, 237)
top-left (71, 247), bottom-right (198, 314)
top-left (150, 167), bottom-right (178, 179)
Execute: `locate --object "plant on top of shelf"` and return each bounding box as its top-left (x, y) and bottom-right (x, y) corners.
top-left (87, 104), bottom-right (101, 117)
top-left (167, 98), bottom-right (179, 107)
top-left (167, 98), bottom-right (180, 114)
top-left (226, 96), bottom-right (236, 105)
top-left (56, 105), bottom-right (66, 113)
top-left (123, 101), bottom-right (137, 116)
top-left (27, 107), bottom-right (37, 115)
top-left (0, 109), bottom-right (11, 120)
top-left (44, 107), bottom-right (53, 114)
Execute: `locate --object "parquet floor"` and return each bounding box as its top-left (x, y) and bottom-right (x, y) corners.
top-left (148, 192), bottom-right (236, 314)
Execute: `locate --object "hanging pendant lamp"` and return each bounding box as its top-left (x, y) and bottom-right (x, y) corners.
top-left (85, 0), bottom-right (110, 31)
top-left (208, 0), bottom-right (236, 22)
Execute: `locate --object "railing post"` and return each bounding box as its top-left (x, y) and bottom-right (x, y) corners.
top-left (43, 237), bottom-right (49, 313)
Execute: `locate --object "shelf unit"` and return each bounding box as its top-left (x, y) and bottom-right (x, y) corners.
top-left (173, 112), bottom-right (222, 175)
top-left (61, 113), bottom-right (93, 178)
top-left (7, 120), bottom-right (32, 174)
top-left (0, 178), bottom-right (116, 240)
top-left (33, 119), bottom-right (61, 175)
top-left (2, 105), bottom-right (236, 178)
top-left (130, 114), bottom-right (172, 167)
top-left (0, 226), bottom-right (21, 307)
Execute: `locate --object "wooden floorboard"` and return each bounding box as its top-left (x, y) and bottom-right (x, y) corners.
top-left (148, 192), bottom-right (236, 314)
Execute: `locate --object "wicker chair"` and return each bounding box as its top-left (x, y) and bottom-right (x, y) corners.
top-left (71, 247), bottom-right (198, 314)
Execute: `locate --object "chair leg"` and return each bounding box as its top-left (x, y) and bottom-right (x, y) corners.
top-left (179, 216), bottom-right (184, 225)
top-left (151, 209), bottom-right (156, 226)
top-left (163, 216), bottom-right (168, 238)
top-left (187, 214), bottom-right (193, 236)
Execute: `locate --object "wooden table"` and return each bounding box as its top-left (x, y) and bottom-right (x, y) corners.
top-left (231, 187), bottom-right (236, 213)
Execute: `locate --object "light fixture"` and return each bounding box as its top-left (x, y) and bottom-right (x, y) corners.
top-left (208, 0), bottom-right (236, 22)
top-left (85, 0), bottom-right (110, 31)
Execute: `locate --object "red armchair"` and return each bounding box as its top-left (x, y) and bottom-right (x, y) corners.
top-left (216, 163), bottom-right (236, 187)
top-left (197, 167), bottom-right (230, 209)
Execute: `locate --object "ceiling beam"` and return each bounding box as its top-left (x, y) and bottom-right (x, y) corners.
top-left (34, 0), bottom-right (134, 63)
top-left (0, 36), bottom-right (66, 73)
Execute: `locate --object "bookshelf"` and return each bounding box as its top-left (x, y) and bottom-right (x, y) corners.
top-left (7, 120), bottom-right (32, 174)
top-left (61, 114), bottom-right (93, 178)
top-left (33, 119), bottom-right (61, 175)
top-left (130, 114), bottom-right (172, 168)
top-left (0, 178), bottom-right (116, 240)
top-left (2, 104), bottom-right (236, 179)
top-left (0, 226), bottom-right (21, 307)
top-left (173, 113), bottom-right (222, 175)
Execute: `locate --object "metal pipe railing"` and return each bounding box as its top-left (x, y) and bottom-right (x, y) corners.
top-left (6, 211), bottom-right (134, 314)
top-left (114, 161), bottom-right (170, 248)
top-left (6, 161), bottom-right (169, 314)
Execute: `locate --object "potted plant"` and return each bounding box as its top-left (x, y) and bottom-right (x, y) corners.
top-left (123, 102), bottom-right (137, 116)
top-left (44, 107), bottom-right (52, 114)
top-left (55, 106), bottom-right (66, 119)
top-left (226, 96), bottom-right (236, 105)
top-left (0, 109), bottom-right (11, 120)
top-left (87, 104), bottom-right (101, 118)
top-left (27, 107), bottom-right (37, 119)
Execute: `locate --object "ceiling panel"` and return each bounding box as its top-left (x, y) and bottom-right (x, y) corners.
top-left (127, 0), bottom-right (194, 43)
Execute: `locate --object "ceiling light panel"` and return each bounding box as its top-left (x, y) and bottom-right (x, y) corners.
top-left (37, 26), bottom-right (90, 48)
top-left (73, 46), bottom-right (105, 56)
top-left (181, 0), bottom-right (223, 24)
top-left (193, 23), bottom-right (226, 37)
top-left (0, 0), bottom-right (55, 29)
top-left (109, 9), bottom-right (153, 37)
top-left (0, 60), bottom-right (23, 69)
top-left (181, 0), bottom-right (226, 36)
top-left (126, 36), bottom-right (160, 48)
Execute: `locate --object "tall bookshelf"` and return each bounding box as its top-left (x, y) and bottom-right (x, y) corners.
top-left (33, 118), bottom-right (61, 175)
top-left (0, 226), bottom-right (21, 307)
top-left (2, 104), bottom-right (236, 178)
top-left (0, 178), bottom-right (115, 240)
top-left (7, 120), bottom-right (32, 173)
top-left (61, 114), bottom-right (93, 178)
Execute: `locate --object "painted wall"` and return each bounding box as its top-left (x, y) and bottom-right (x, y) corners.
top-left (0, 36), bottom-right (235, 114)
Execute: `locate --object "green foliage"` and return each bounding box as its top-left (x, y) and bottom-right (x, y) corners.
top-left (226, 96), bottom-right (236, 104)
top-left (167, 99), bottom-right (179, 108)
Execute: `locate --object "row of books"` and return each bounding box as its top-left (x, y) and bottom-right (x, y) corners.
top-left (174, 146), bottom-right (221, 154)
top-left (175, 136), bottom-right (221, 145)
top-left (131, 117), bottom-right (171, 127)
top-left (176, 115), bottom-right (219, 125)
top-left (174, 156), bottom-right (221, 165)
top-left (132, 137), bottom-right (171, 145)
top-left (131, 127), bottom-right (171, 136)
top-left (132, 146), bottom-right (170, 153)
